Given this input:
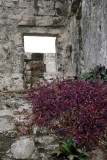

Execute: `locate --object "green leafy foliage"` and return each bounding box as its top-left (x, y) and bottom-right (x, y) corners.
top-left (54, 137), bottom-right (89, 160)
top-left (80, 65), bottom-right (107, 82)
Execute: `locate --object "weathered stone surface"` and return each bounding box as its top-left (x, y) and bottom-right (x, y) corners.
top-left (70, 0), bottom-right (107, 74)
top-left (0, 109), bottom-right (14, 118)
top-left (17, 103), bottom-right (32, 112)
top-left (91, 148), bottom-right (106, 160)
top-left (0, 0), bottom-right (72, 90)
top-left (4, 131), bottom-right (17, 138)
top-left (0, 134), bottom-right (16, 159)
top-left (11, 138), bottom-right (34, 159)
top-left (26, 62), bottom-right (32, 70)
top-left (0, 74), bottom-right (23, 91)
top-left (35, 136), bottom-right (55, 145)
top-left (0, 118), bottom-right (15, 133)
top-left (6, 101), bottom-right (20, 109)
top-left (82, 0), bottom-right (107, 70)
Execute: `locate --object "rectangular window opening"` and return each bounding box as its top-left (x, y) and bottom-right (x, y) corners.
top-left (24, 35), bottom-right (56, 54)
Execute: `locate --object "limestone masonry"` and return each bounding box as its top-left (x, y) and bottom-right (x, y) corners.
top-left (0, 0), bottom-right (107, 90)
top-left (0, 1), bottom-right (107, 159)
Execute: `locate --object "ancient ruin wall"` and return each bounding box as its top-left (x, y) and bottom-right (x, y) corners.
top-left (0, 0), bottom-right (107, 90)
top-left (0, 0), bottom-right (72, 91)
top-left (70, 0), bottom-right (107, 75)
top-left (82, 0), bottom-right (107, 71)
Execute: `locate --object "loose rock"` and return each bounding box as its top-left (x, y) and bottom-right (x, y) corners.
top-left (11, 138), bottom-right (34, 159)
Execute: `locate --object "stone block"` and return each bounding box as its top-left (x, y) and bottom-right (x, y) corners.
top-left (24, 53), bottom-right (32, 60)
top-left (26, 83), bottom-right (31, 89)
top-left (35, 16), bottom-right (53, 26)
top-left (25, 70), bottom-right (32, 76)
top-left (0, 118), bottom-right (15, 133)
top-left (11, 138), bottom-right (34, 159)
top-left (38, 0), bottom-right (55, 16)
top-left (55, 2), bottom-right (62, 9)
top-left (26, 75), bottom-right (31, 83)
top-left (46, 62), bottom-right (56, 73)
top-left (35, 136), bottom-right (55, 145)
top-left (0, 74), bottom-right (23, 91)
top-left (44, 72), bottom-right (57, 81)
top-left (52, 17), bottom-right (67, 26)
top-left (0, 109), bottom-right (14, 118)
top-left (5, 2), bottom-right (15, 7)
top-left (0, 134), bottom-right (15, 158)
top-left (26, 61), bottom-right (32, 70)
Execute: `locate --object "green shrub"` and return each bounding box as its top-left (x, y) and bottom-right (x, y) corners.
top-left (80, 65), bottom-right (107, 82)
top-left (54, 137), bottom-right (89, 160)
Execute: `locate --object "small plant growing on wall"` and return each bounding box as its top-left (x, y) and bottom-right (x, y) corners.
top-left (54, 137), bottom-right (89, 160)
top-left (80, 65), bottom-right (107, 82)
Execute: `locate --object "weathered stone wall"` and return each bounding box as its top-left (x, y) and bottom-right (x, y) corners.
top-left (24, 52), bottom-right (57, 87)
top-left (70, 0), bottom-right (83, 76)
top-left (44, 53), bottom-right (57, 81)
top-left (0, 1), bottom-right (107, 159)
top-left (0, 0), bottom-right (107, 89)
top-left (0, 0), bottom-right (72, 91)
top-left (24, 53), bottom-right (45, 88)
top-left (0, 92), bottom-right (59, 160)
top-left (70, 0), bottom-right (107, 75)
top-left (82, 0), bottom-right (107, 71)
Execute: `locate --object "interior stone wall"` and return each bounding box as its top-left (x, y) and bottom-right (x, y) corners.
top-left (70, 0), bottom-right (107, 75)
top-left (44, 53), bottom-right (57, 81)
top-left (70, 0), bottom-right (83, 76)
top-left (24, 53), bottom-right (45, 88)
top-left (82, 0), bottom-right (107, 71)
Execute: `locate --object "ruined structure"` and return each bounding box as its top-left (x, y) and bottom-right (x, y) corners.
top-left (0, 0), bottom-right (71, 90)
top-left (0, 1), bottom-right (107, 159)
top-left (0, 0), bottom-right (107, 90)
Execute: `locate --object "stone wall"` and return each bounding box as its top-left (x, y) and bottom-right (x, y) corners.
top-left (0, 1), bottom-right (107, 159)
top-left (0, 92), bottom-right (59, 160)
top-left (82, 0), bottom-right (107, 71)
top-left (24, 52), bottom-right (57, 87)
top-left (70, 0), bottom-right (83, 76)
top-left (0, 0), bottom-right (72, 91)
top-left (0, 0), bottom-right (107, 89)
top-left (44, 53), bottom-right (57, 81)
top-left (24, 53), bottom-right (45, 88)
top-left (70, 0), bottom-right (107, 75)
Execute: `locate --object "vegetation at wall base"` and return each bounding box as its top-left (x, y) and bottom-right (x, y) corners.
top-left (80, 65), bottom-right (107, 83)
top-left (54, 137), bottom-right (89, 160)
top-left (27, 65), bottom-right (107, 159)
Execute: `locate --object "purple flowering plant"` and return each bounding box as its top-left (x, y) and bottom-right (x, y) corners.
top-left (27, 78), bottom-right (107, 150)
